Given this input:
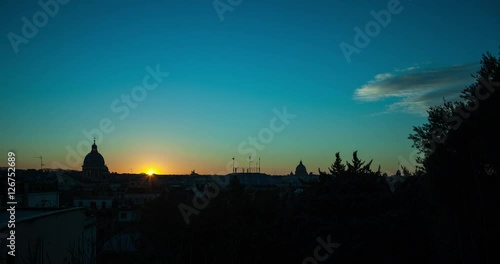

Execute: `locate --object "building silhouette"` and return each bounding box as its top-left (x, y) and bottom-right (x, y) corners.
top-left (82, 139), bottom-right (109, 181)
top-left (295, 160), bottom-right (308, 176)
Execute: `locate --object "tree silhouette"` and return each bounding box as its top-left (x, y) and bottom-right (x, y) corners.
top-left (346, 151), bottom-right (373, 175)
top-left (329, 152), bottom-right (346, 175)
top-left (409, 47), bottom-right (500, 263)
top-left (129, 47), bottom-right (500, 264)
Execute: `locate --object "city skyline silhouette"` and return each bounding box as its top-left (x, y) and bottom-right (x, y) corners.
top-left (2, 1), bottom-right (499, 175)
top-left (1, 1), bottom-right (500, 263)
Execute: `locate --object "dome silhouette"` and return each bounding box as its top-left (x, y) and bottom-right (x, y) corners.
top-left (82, 139), bottom-right (109, 180)
top-left (295, 160), bottom-right (308, 176)
top-left (83, 147), bottom-right (105, 166)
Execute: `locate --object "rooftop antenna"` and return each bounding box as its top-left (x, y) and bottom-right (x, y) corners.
top-left (34, 156), bottom-right (45, 170)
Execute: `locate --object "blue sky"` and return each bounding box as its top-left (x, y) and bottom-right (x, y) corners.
top-left (1, 0), bottom-right (499, 174)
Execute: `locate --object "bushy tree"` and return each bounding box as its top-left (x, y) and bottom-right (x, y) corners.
top-left (409, 48), bottom-right (500, 263)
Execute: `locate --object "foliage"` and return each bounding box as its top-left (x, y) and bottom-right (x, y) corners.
top-left (409, 48), bottom-right (500, 263)
top-left (129, 47), bottom-right (500, 264)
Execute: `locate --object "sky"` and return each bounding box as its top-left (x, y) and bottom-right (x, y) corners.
top-left (1, 0), bottom-right (499, 175)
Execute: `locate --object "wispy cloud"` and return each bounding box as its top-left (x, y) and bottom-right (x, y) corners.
top-left (354, 63), bottom-right (479, 116)
top-left (395, 65), bottom-right (419, 72)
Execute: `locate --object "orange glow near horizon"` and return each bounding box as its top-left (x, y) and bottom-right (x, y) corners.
top-left (144, 167), bottom-right (160, 175)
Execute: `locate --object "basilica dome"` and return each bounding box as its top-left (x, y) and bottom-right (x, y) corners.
top-left (295, 160), bottom-right (308, 176)
top-left (83, 143), bottom-right (105, 166)
top-left (82, 140), bottom-right (109, 180)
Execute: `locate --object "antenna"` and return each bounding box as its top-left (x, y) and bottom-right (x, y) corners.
top-left (34, 156), bottom-right (45, 170)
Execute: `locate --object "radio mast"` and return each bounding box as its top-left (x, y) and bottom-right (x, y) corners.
top-left (35, 156), bottom-right (45, 170)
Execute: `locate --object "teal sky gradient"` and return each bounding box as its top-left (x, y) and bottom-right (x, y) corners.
top-left (1, 0), bottom-right (499, 174)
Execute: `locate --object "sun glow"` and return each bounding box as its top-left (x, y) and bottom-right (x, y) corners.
top-left (141, 165), bottom-right (162, 176)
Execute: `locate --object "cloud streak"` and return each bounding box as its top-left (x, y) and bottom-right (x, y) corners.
top-left (354, 64), bottom-right (479, 116)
